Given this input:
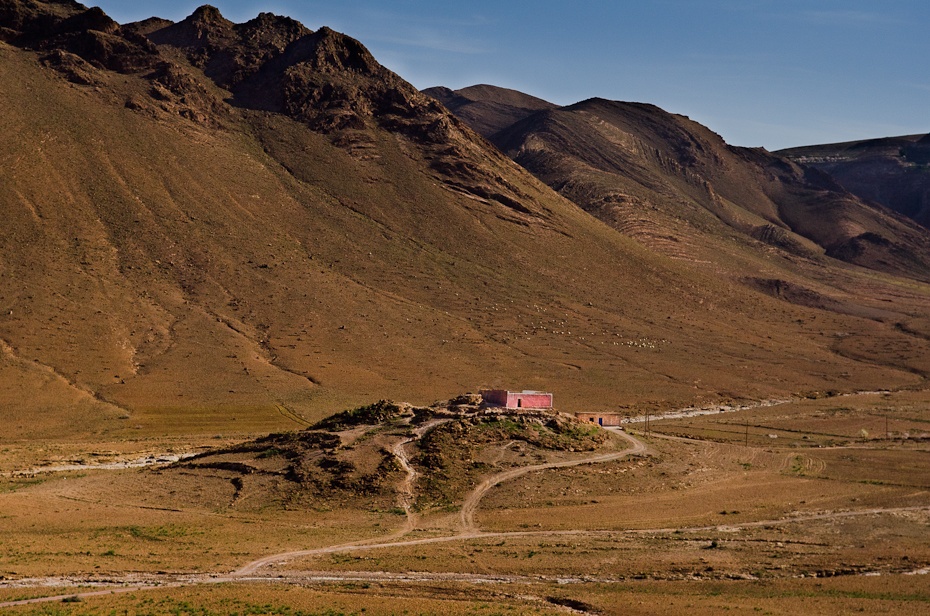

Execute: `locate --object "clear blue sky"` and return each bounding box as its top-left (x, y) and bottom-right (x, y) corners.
top-left (96, 0), bottom-right (929, 151)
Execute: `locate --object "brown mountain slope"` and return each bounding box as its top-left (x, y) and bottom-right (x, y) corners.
top-left (422, 85), bottom-right (930, 386)
top-left (482, 96), bottom-right (930, 283)
top-left (1, 3), bottom-right (930, 445)
top-left (779, 135), bottom-right (930, 229)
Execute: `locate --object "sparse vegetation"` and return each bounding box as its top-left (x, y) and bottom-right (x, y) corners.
top-left (310, 401), bottom-right (409, 432)
top-left (410, 409), bottom-right (622, 510)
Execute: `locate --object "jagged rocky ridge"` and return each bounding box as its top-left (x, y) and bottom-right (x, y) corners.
top-left (143, 5), bottom-right (544, 214)
top-left (3, 1), bottom-right (547, 215)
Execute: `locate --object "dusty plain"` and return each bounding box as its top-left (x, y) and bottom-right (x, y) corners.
top-left (1, 390), bottom-right (929, 614)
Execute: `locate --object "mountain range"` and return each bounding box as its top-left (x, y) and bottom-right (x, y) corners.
top-left (779, 135), bottom-right (930, 229)
top-left (2, 1), bottom-right (930, 442)
top-left (425, 85), bottom-right (930, 281)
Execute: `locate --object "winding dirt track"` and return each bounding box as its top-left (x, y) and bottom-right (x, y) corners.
top-left (459, 429), bottom-right (646, 532)
top-left (4, 502), bottom-right (930, 608)
top-left (0, 429), bottom-right (647, 607)
top-left (235, 429), bottom-right (646, 576)
top-left (5, 426), bottom-right (928, 609)
top-left (390, 418), bottom-right (450, 534)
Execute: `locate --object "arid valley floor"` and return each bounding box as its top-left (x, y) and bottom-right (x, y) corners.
top-left (2, 391), bottom-right (929, 614)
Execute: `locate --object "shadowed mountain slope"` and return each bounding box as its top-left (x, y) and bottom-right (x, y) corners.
top-left (422, 84), bottom-right (558, 139)
top-left (2, 3), bottom-right (930, 444)
top-left (145, 5), bottom-right (311, 89)
top-left (779, 135), bottom-right (930, 229)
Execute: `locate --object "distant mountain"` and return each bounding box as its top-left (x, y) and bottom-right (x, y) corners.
top-left (427, 86), bottom-right (930, 283)
top-left (2, 3), bottom-right (930, 442)
top-left (779, 135), bottom-right (930, 229)
top-left (422, 84), bottom-right (557, 138)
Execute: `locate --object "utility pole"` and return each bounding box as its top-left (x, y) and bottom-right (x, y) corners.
top-left (745, 417), bottom-right (749, 448)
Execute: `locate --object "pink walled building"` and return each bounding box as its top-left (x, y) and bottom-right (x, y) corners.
top-left (480, 389), bottom-right (553, 410)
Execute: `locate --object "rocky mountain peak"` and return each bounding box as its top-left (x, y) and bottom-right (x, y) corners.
top-left (59, 6), bottom-right (120, 36)
top-left (243, 11), bottom-right (307, 36)
top-left (147, 7), bottom-right (310, 87)
top-left (231, 26), bottom-right (437, 135)
top-left (0, 1), bottom-right (158, 73)
top-left (147, 4), bottom-right (234, 54)
top-left (298, 26), bottom-right (380, 75)
top-left (189, 5), bottom-right (230, 27)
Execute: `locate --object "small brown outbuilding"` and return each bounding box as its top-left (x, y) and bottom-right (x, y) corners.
top-left (574, 412), bottom-right (624, 427)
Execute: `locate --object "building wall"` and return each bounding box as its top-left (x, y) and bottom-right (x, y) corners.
top-left (507, 392), bottom-right (553, 409)
top-left (480, 389), bottom-right (509, 406)
top-left (575, 412), bottom-right (624, 427)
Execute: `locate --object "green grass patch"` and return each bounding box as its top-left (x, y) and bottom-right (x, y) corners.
top-left (0, 478), bottom-right (47, 493)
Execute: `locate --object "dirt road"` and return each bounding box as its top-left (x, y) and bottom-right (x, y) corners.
top-left (5, 502), bottom-right (930, 608)
top-left (459, 429), bottom-right (646, 532)
top-left (5, 422), bottom-right (926, 609)
top-left (623, 390), bottom-right (892, 424)
top-left (0, 429), bottom-right (691, 609)
top-left (235, 429), bottom-right (646, 576)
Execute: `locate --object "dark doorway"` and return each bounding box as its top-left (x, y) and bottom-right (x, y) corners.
top-left (598, 417), bottom-right (603, 426)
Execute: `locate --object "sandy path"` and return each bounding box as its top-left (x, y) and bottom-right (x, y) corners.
top-left (4, 502), bottom-right (929, 608)
top-left (7, 423), bottom-right (926, 608)
top-left (7, 453), bottom-right (196, 476)
top-left (387, 419), bottom-right (449, 535)
top-left (0, 429), bottom-right (649, 596)
top-left (391, 436), bottom-right (418, 528)
top-left (459, 429), bottom-right (646, 532)
top-left (0, 585), bottom-right (180, 609)
top-left (644, 504), bottom-right (930, 534)
top-left (235, 430), bottom-right (647, 575)
top-left (626, 390), bottom-right (893, 425)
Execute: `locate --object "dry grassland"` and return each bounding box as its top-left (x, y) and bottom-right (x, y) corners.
top-left (1, 392), bottom-right (929, 613)
top-left (0, 582), bottom-right (570, 614)
top-left (1, 577), bottom-right (929, 615)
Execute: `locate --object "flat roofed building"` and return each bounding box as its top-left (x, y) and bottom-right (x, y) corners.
top-left (575, 412), bottom-right (624, 427)
top-left (480, 389), bottom-right (553, 409)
